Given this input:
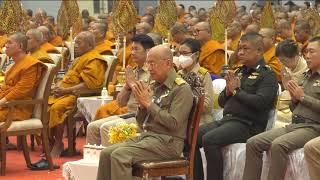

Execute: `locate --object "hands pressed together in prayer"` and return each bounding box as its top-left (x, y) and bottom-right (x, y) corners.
top-left (124, 66), bottom-right (136, 91)
top-left (281, 67), bottom-right (292, 90)
top-left (131, 80), bottom-right (153, 109)
top-left (225, 71), bottom-right (241, 96)
top-left (287, 80), bottom-right (305, 103)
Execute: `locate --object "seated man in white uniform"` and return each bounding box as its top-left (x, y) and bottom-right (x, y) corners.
top-left (86, 34), bottom-right (154, 146)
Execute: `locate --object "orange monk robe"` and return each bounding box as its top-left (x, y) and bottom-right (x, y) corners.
top-left (0, 35), bottom-right (8, 54)
top-left (48, 49), bottom-right (107, 128)
top-left (116, 42), bottom-right (135, 72)
top-left (50, 35), bottom-right (63, 47)
top-left (40, 42), bottom-right (60, 54)
top-left (105, 31), bottom-right (115, 42)
top-left (199, 40), bottom-right (225, 75)
top-left (263, 46), bottom-right (283, 81)
top-left (228, 34), bottom-right (241, 51)
top-left (94, 100), bottom-right (128, 120)
top-left (30, 49), bottom-right (54, 64)
top-left (0, 55), bottom-right (44, 121)
top-left (95, 40), bottom-right (113, 55)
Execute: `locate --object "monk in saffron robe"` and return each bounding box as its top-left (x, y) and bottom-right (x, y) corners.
top-left (50, 35), bottom-right (63, 47)
top-left (48, 31), bottom-right (107, 156)
top-left (89, 22), bottom-right (113, 55)
top-left (26, 29), bottom-right (54, 64)
top-left (38, 26), bottom-right (60, 54)
top-left (294, 20), bottom-right (311, 50)
top-left (0, 33), bottom-right (7, 53)
top-left (194, 22), bottom-right (225, 76)
top-left (0, 33), bottom-right (44, 121)
top-left (259, 28), bottom-right (283, 81)
top-left (227, 21), bottom-right (242, 51)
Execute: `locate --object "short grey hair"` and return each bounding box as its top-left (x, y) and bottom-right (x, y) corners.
top-left (11, 32), bottom-right (28, 52)
top-left (77, 31), bottom-right (96, 50)
top-left (27, 29), bottom-right (43, 42)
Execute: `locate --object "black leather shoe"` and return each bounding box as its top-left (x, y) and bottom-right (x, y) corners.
top-left (29, 159), bottom-right (60, 171)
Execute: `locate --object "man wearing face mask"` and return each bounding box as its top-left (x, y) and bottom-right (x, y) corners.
top-left (177, 38), bottom-right (213, 125)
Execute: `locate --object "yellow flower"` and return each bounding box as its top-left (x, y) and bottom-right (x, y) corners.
top-left (108, 122), bottom-right (138, 144)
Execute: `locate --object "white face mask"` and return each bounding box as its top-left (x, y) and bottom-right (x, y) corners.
top-left (178, 54), bottom-right (194, 69)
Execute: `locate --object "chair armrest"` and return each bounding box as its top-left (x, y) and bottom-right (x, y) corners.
top-left (0, 99), bottom-right (44, 131)
top-left (3, 99), bottom-right (44, 108)
top-left (72, 88), bottom-right (102, 97)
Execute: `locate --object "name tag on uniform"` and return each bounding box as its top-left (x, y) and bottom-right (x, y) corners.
top-left (248, 72), bottom-right (259, 79)
top-left (248, 75), bottom-right (258, 79)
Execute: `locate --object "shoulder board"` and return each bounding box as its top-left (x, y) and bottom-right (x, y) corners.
top-left (264, 65), bottom-right (272, 70)
top-left (175, 77), bottom-right (186, 85)
top-left (198, 67), bottom-right (208, 75)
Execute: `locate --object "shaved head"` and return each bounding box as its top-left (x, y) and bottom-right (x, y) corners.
top-left (259, 28), bottom-right (276, 51)
top-left (195, 22), bottom-right (211, 33)
top-left (37, 26), bottom-right (51, 42)
top-left (148, 44), bottom-right (173, 62)
top-left (147, 44), bottom-right (174, 82)
top-left (260, 28), bottom-right (276, 39)
top-left (135, 22), bottom-right (152, 35)
top-left (245, 24), bottom-right (260, 34)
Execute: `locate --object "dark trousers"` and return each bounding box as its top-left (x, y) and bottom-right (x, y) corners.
top-left (194, 120), bottom-right (254, 180)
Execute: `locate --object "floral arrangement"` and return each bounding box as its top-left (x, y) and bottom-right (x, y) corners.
top-left (108, 122), bottom-right (138, 144)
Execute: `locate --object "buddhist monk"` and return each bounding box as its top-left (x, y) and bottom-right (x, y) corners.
top-left (135, 22), bottom-right (152, 35)
top-left (45, 17), bottom-right (63, 47)
top-left (140, 14), bottom-right (155, 30)
top-left (48, 31), bottom-right (107, 157)
top-left (26, 29), bottom-right (54, 64)
top-left (276, 19), bottom-right (295, 42)
top-left (170, 22), bottom-right (191, 44)
top-left (244, 23), bottom-right (260, 34)
top-left (194, 22), bottom-right (225, 76)
top-left (227, 21), bottom-right (242, 51)
top-left (0, 32), bottom-right (44, 121)
top-left (37, 26), bottom-right (60, 54)
top-left (294, 20), bottom-right (312, 49)
top-left (239, 15), bottom-right (252, 32)
top-left (186, 17), bottom-right (200, 35)
top-left (259, 28), bottom-right (283, 81)
top-left (89, 22), bottom-right (113, 55)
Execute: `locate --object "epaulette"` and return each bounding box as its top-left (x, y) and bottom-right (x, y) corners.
top-left (175, 77), bottom-right (186, 85)
top-left (198, 67), bottom-right (208, 75)
top-left (264, 65), bottom-right (272, 70)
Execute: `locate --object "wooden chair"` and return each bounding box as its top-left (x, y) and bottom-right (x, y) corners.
top-left (65, 56), bottom-right (118, 156)
top-left (132, 95), bottom-right (205, 180)
top-left (0, 54), bottom-right (8, 71)
top-left (0, 63), bottom-right (57, 175)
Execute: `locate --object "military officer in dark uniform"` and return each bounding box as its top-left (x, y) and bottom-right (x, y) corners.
top-left (242, 37), bottom-right (320, 180)
top-left (194, 32), bottom-right (279, 180)
top-left (96, 45), bottom-right (194, 180)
